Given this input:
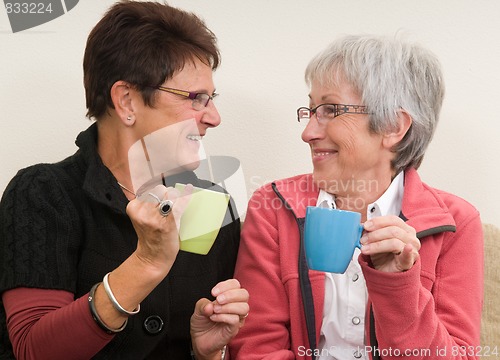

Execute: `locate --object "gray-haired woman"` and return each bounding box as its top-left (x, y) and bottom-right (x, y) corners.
top-left (231, 34), bottom-right (482, 360)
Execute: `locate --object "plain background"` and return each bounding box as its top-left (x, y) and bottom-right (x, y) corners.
top-left (1, 0), bottom-right (499, 227)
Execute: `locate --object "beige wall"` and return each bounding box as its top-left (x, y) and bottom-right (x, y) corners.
top-left (1, 0), bottom-right (499, 227)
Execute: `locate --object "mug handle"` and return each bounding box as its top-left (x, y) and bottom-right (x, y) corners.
top-left (355, 224), bottom-right (364, 249)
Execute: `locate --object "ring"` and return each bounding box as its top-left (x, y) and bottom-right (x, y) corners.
top-left (148, 193), bottom-right (162, 204)
top-left (158, 199), bottom-right (173, 217)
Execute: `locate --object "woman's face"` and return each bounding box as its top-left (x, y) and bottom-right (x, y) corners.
top-left (301, 78), bottom-right (393, 196)
top-left (131, 58), bottom-right (220, 175)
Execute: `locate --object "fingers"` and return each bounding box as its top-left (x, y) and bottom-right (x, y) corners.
top-left (131, 184), bottom-right (193, 223)
top-left (126, 184), bottom-right (194, 268)
top-left (209, 279), bottom-right (249, 325)
top-left (361, 216), bottom-right (420, 271)
top-left (363, 215), bottom-right (415, 235)
top-left (362, 216), bottom-right (419, 250)
top-left (398, 243), bottom-right (420, 270)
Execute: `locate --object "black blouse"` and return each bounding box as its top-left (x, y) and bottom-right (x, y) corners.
top-left (0, 123), bottom-right (240, 359)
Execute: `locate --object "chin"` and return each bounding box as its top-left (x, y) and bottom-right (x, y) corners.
top-left (180, 158), bottom-right (201, 172)
top-left (311, 171), bottom-right (328, 190)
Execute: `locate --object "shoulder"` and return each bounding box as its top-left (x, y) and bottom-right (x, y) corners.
top-left (253, 173), bottom-right (314, 197)
top-left (1, 158), bottom-right (82, 215)
top-left (248, 174), bottom-right (317, 218)
top-left (404, 169), bottom-right (480, 227)
top-left (0, 162), bottom-right (82, 292)
top-left (431, 186), bottom-right (481, 227)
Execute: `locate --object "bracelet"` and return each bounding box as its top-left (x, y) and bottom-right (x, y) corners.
top-left (102, 272), bottom-right (140, 316)
top-left (88, 282), bottom-right (127, 334)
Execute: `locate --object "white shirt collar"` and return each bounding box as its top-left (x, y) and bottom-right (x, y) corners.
top-left (366, 171), bottom-right (404, 219)
top-left (316, 189), bottom-right (336, 209)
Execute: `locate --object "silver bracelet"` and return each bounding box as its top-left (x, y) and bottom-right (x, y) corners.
top-left (102, 272), bottom-right (140, 316)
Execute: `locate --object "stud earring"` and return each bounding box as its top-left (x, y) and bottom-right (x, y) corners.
top-left (127, 115), bottom-right (132, 121)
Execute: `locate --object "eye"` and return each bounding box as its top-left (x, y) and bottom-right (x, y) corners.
top-left (194, 93), bottom-right (208, 102)
top-left (320, 105), bottom-right (337, 117)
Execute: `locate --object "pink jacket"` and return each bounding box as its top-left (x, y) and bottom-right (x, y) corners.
top-left (230, 169), bottom-right (483, 360)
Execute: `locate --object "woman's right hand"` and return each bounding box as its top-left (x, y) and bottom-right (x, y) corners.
top-left (126, 184), bottom-right (193, 275)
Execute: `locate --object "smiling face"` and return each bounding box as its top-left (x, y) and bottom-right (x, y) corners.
top-left (130, 57), bottom-right (220, 176)
top-left (301, 77), bottom-right (395, 198)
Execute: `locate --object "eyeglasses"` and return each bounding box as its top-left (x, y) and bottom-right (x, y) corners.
top-left (297, 103), bottom-right (370, 124)
top-left (155, 86), bottom-right (218, 111)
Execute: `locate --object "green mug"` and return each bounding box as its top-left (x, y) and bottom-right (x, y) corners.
top-left (175, 183), bottom-right (230, 255)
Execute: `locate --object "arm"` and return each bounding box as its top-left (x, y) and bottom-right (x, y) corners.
top-left (360, 211), bottom-right (483, 359)
top-left (0, 165), bottom-right (192, 358)
top-left (229, 188), bottom-right (295, 360)
top-left (3, 288), bottom-right (112, 360)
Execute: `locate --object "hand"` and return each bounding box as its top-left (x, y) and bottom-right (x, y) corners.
top-left (360, 215), bottom-right (420, 272)
top-left (126, 184), bottom-right (193, 274)
top-left (190, 279), bottom-right (249, 359)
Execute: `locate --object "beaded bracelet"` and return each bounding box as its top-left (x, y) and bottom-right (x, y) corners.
top-left (102, 272), bottom-right (141, 316)
top-left (88, 282), bottom-right (127, 334)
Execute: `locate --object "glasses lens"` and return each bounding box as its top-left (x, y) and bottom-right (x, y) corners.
top-left (297, 108), bottom-right (311, 123)
top-left (316, 104), bottom-right (339, 122)
top-left (192, 93), bottom-right (211, 110)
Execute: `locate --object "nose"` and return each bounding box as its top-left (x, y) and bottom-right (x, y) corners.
top-left (301, 114), bottom-right (325, 143)
top-left (200, 100), bottom-right (221, 128)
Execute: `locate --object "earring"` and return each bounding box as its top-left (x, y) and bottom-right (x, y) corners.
top-left (127, 115), bottom-right (132, 122)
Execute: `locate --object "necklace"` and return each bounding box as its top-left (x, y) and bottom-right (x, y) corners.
top-left (117, 181), bottom-right (136, 198)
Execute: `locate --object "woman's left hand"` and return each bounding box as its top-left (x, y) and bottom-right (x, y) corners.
top-left (190, 279), bottom-right (249, 359)
top-left (360, 215), bottom-right (420, 272)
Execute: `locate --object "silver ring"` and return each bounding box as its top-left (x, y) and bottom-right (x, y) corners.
top-left (158, 199), bottom-right (173, 217)
top-left (148, 192), bottom-right (162, 204)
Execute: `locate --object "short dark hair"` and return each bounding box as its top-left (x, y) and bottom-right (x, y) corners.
top-left (83, 1), bottom-right (220, 120)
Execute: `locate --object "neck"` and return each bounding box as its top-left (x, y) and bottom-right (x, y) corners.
top-left (330, 170), bottom-right (395, 221)
top-left (96, 116), bottom-right (136, 195)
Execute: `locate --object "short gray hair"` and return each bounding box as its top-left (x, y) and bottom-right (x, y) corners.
top-left (305, 34), bottom-right (445, 173)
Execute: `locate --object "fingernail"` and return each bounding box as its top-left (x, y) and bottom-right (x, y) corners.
top-left (360, 235), bottom-right (368, 244)
top-left (364, 221), bottom-right (373, 229)
top-left (217, 294), bottom-right (226, 303)
top-left (214, 304), bottom-right (222, 312)
top-left (212, 287), bottom-right (220, 296)
top-left (361, 244), bottom-right (370, 252)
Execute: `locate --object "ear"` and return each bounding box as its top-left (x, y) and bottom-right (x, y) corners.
top-left (110, 81), bottom-right (136, 126)
top-left (382, 110), bottom-right (412, 149)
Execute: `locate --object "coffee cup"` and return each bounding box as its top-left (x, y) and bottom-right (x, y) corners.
top-left (174, 183), bottom-right (230, 255)
top-left (304, 206), bottom-right (364, 273)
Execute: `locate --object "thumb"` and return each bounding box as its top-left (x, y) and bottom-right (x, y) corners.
top-left (193, 298), bottom-right (213, 319)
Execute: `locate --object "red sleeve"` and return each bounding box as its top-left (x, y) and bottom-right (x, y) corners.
top-left (3, 287), bottom-right (114, 360)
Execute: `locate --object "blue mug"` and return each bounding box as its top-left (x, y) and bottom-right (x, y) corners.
top-left (304, 206), bottom-right (364, 273)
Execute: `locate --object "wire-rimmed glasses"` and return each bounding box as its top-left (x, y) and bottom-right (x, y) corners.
top-left (297, 103), bottom-right (369, 124)
top-left (155, 86), bottom-right (218, 110)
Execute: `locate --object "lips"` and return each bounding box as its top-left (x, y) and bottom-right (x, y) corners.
top-left (312, 148), bottom-right (338, 161)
